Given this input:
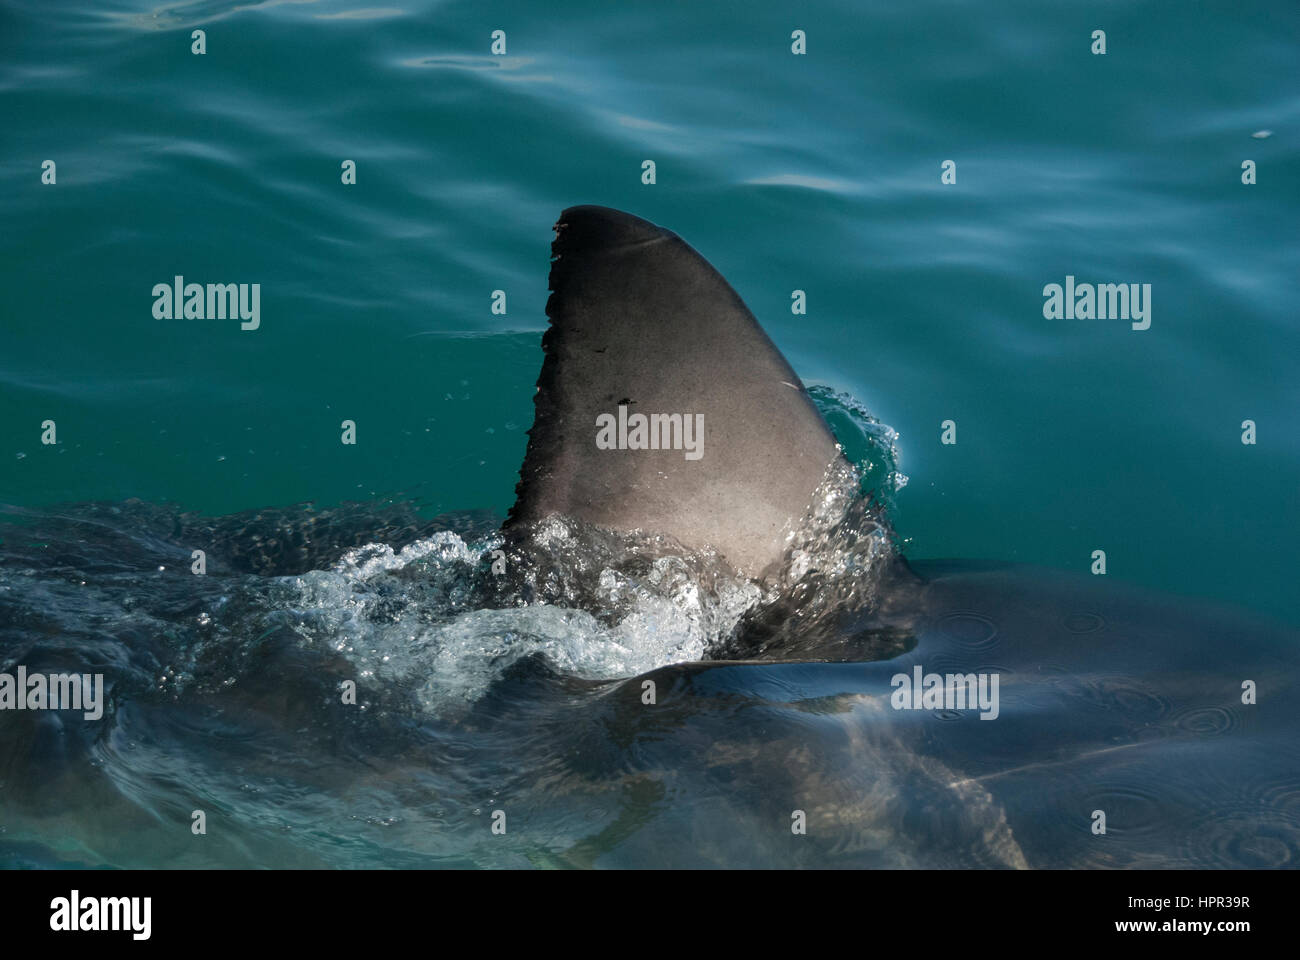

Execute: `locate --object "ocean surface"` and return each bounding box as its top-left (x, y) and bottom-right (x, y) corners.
top-left (1, 0), bottom-right (1298, 869)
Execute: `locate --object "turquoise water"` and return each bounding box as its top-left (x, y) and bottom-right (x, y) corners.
top-left (2, 0), bottom-right (1297, 621)
top-left (2, 2), bottom-right (1300, 870)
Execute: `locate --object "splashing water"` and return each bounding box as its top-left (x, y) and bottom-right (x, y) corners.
top-left (280, 420), bottom-right (903, 713)
top-left (808, 385), bottom-right (909, 504)
top-left (2, 389), bottom-right (1296, 869)
top-left (282, 525), bottom-right (764, 714)
top-left (0, 388), bottom-right (908, 724)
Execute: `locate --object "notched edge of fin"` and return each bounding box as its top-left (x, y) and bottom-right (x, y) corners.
top-left (508, 206), bottom-right (673, 529)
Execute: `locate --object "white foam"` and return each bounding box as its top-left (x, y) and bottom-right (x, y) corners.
top-left (285, 529), bottom-right (763, 714)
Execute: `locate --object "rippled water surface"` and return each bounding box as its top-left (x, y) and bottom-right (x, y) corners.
top-left (1, 0), bottom-right (1298, 868)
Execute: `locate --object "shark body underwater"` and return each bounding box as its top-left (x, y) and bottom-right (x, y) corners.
top-left (0, 206), bottom-right (1298, 869)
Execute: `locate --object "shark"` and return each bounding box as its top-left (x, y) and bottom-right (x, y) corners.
top-left (492, 205), bottom-right (1300, 867)
top-left (0, 205), bottom-right (1295, 869)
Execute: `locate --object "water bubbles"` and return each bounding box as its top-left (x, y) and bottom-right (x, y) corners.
top-left (284, 517), bottom-right (777, 715)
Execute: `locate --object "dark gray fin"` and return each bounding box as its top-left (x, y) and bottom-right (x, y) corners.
top-left (505, 205), bottom-right (844, 579)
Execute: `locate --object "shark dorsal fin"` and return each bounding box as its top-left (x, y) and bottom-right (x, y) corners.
top-left (506, 205), bottom-right (843, 578)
